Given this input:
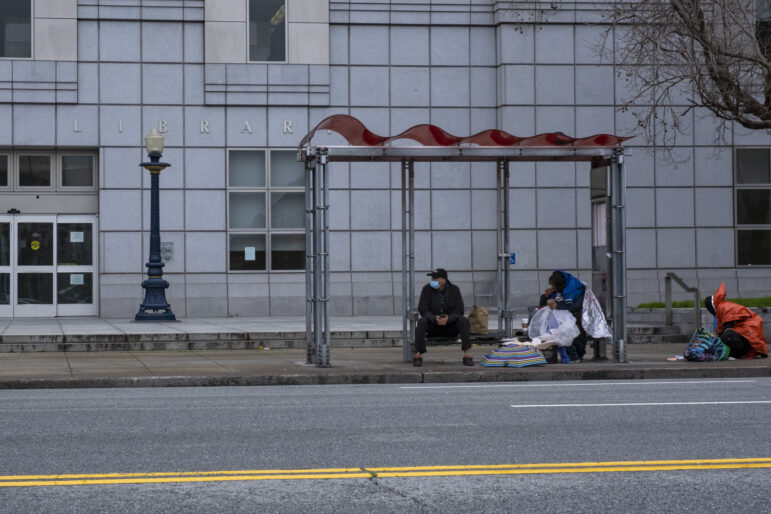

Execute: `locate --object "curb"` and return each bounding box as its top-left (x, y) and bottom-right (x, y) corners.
top-left (1, 365), bottom-right (769, 389)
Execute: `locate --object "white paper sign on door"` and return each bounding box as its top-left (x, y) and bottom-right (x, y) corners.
top-left (244, 247), bottom-right (256, 261)
top-left (70, 273), bottom-right (84, 285)
top-left (70, 231), bottom-right (84, 243)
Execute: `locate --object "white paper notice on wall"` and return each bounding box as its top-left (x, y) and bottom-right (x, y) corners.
top-left (70, 274), bottom-right (84, 285)
top-left (70, 231), bottom-right (84, 243)
top-left (245, 247), bottom-right (256, 261)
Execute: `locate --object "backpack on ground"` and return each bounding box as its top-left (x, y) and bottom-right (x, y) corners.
top-left (683, 327), bottom-right (729, 362)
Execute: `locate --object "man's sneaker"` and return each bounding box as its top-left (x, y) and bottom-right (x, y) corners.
top-left (462, 356), bottom-right (474, 366)
top-left (413, 357), bottom-right (423, 367)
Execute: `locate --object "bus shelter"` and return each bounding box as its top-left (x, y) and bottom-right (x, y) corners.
top-left (299, 115), bottom-right (629, 367)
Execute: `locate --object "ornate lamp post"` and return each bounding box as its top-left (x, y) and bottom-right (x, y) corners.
top-left (135, 129), bottom-right (176, 321)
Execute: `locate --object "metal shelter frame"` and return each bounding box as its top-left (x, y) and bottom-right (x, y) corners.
top-left (300, 146), bottom-right (628, 367)
top-left (300, 115), bottom-right (629, 368)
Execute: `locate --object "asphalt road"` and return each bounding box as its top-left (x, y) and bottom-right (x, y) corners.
top-left (1, 379), bottom-right (771, 513)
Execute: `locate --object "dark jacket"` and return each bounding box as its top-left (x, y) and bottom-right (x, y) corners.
top-left (418, 280), bottom-right (465, 324)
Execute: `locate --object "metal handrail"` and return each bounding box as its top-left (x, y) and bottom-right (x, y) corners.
top-left (664, 272), bottom-right (701, 329)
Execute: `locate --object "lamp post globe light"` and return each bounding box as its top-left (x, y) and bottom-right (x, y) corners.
top-left (135, 128), bottom-right (176, 321)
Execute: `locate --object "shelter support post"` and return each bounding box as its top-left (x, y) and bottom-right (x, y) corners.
top-left (304, 150), bottom-right (316, 364)
top-left (408, 161), bottom-right (417, 354)
top-left (313, 153), bottom-right (322, 365)
top-left (496, 160), bottom-right (502, 332)
top-left (401, 160), bottom-right (410, 362)
top-left (319, 150), bottom-right (331, 367)
top-left (610, 150), bottom-right (627, 363)
top-left (496, 159), bottom-right (513, 338)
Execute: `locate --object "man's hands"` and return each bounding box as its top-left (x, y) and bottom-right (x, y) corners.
top-left (544, 286), bottom-right (555, 297)
top-left (547, 298), bottom-right (557, 310)
top-left (435, 314), bottom-right (449, 326)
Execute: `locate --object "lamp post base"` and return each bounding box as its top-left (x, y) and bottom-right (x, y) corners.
top-left (135, 276), bottom-right (176, 321)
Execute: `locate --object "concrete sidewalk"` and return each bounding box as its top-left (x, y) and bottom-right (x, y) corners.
top-left (1, 315), bottom-right (769, 388)
top-left (1, 344), bottom-right (770, 389)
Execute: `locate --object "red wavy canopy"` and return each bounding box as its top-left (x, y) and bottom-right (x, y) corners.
top-left (300, 115), bottom-right (631, 149)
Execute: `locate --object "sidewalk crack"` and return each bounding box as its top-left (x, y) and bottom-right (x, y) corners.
top-left (198, 353), bottom-right (235, 373)
top-left (129, 352), bottom-right (154, 376)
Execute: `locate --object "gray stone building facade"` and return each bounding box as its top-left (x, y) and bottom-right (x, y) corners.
top-left (0, 0), bottom-right (769, 319)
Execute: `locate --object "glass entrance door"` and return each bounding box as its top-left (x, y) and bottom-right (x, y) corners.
top-left (0, 214), bottom-right (97, 318)
top-left (0, 217), bottom-right (10, 317)
top-left (56, 215), bottom-right (97, 316)
top-left (15, 215), bottom-right (56, 317)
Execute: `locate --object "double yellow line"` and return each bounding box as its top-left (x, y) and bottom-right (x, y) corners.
top-left (2, 458), bottom-right (771, 487)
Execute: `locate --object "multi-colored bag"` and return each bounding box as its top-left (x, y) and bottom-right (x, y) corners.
top-left (683, 327), bottom-right (730, 362)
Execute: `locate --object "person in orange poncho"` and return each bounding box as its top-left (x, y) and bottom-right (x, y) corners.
top-left (705, 283), bottom-right (768, 359)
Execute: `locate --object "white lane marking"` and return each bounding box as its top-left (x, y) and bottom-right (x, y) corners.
top-left (511, 400), bottom-right (771, 408)
top-left (400, 380), bottom-right (755, 390)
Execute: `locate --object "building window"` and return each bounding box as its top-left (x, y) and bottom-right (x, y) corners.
top-left (0, 0), bottom-right (31, 58)
top-left (735, 148), bottom-right (771, 265)
top-left (227, 149), bottom-right (305, 271)
top-left (249, 0), bottom-right (286, 62)
top-left (0, 151), bottom-right (98, 191)
top-left (0, 154), bottom-right (8, 188)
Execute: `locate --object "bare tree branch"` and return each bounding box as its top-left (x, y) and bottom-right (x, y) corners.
top-left (603, 0), bottom-right (771, 146)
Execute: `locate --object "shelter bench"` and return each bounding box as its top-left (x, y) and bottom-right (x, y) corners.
top-left (422, 329), bottom-right (524, 347)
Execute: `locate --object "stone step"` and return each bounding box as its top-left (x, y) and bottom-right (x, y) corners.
top-left (627, 334), bottom-right (690, 345)
top-left (626, 324), bottom-right (682, 336)
top-left (0, 331), bottom-right (404, 353)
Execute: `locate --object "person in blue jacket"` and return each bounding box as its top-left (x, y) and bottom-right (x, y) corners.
top-left (539, 270), bottom-right (587, 362)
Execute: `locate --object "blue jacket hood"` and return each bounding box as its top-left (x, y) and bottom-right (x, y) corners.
top-left (554, 270), bottom-right (584, 302)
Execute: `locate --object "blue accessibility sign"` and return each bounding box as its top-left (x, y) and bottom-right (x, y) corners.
top-left (509, 253), bottom-right (516, 265)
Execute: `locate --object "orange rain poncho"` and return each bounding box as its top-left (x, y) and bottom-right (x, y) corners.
top-left (711, 283), bottom-right (768, 356)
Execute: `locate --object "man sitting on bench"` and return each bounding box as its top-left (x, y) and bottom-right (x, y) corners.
top-left (413, 268), bottom-right (472, 367)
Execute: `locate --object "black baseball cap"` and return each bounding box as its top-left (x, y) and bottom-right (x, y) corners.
top-left (427, 268), bottom-right (448, 279)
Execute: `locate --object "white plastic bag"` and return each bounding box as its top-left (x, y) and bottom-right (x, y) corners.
top-left (528, 308), bottom-right (580, 347)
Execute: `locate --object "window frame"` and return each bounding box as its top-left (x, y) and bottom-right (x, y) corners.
top-left (226, 147), bottom-right (305, 273)
top-left (0, 0), bottom-right (33, 60)
top-left (2, 151), bottom-right (99, 192)
top-left (247, 0), bottom-right (288, 64)
top-left (0, 152), bottom-right (10, 190)
top-left (58, 152), bottom-right (98, 191)
top-left (734, 146), bottom-right (771, 267)
top-left (16, 151), bottom-right (55, 191)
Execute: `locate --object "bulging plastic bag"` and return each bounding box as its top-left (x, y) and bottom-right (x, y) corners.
top-left (528, 308), bottom-right (580, 347)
